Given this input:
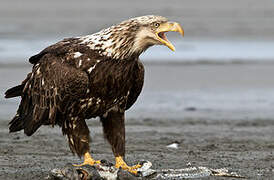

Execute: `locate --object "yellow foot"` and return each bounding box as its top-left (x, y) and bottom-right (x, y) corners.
top-left (73, 152), bottom-right (101, 167)
top-left (115, 156), bottom-right (142, 175)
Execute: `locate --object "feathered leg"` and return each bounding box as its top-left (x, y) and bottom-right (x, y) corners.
top-left (100, 109), bottom-right (141, 174)
top-left (62, 116), bottom-right (100, 166)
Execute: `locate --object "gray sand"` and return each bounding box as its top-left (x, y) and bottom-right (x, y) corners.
top-left (0, 115), bottom-right (273, 179)
top-left (0, 119), bottom-right (274, 179)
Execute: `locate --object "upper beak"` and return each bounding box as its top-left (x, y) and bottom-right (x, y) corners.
top-left (156, 22), bottom-right (184, 51)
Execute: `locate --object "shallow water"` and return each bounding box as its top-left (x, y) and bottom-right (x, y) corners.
top-left (2, 64), bottom-right (274, 121)
top-left (0, 38), bottom-right (274, 65)
top-left (127, 89), bottom-right (274, 120)
top-left (142, 39), bottom-right (274, 63)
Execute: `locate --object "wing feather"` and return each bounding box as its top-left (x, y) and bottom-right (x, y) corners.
top-left (9, 37), bottom-right (143, 136)
top-left (126, 60), bottom-right (144, 110)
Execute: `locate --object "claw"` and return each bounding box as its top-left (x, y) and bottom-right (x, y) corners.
top-left (115, 156), bottom-right (141, 175)
top-left (73, 159), bottom-right (101, 167)
top-left (73, 152), bottom-right (101, 167)
top-left (131, 164), bottom-right (142, 169)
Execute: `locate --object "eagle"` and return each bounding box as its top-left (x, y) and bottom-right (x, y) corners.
top-left (5, 15), bottom-right (184, 174)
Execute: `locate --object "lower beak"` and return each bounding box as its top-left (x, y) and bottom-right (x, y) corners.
top-left (156, 22), bottom-right (184, 51)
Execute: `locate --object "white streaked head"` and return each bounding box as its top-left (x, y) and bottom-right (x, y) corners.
top-left (80, 15), bottom-right (184, 60)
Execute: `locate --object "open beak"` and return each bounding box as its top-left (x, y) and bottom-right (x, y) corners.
top-left (156, 22), bottom-right (184, 51)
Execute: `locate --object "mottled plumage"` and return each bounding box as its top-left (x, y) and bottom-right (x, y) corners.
top-left (5, 15), bottom-right (183, 173)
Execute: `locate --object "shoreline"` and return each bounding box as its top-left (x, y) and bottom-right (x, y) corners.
top-left (1, 38), bottom-right (274, 65)
top-left (2, 63), bottom-right (274, 121)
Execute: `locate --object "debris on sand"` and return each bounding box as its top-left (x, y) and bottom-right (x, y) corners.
top-left (166, 142), bottom-right (179, 149)
top-left (185, 107), bottom-right (197, 111)
top-left (156, 167), bottom-right (245, 179)
top-left (47, 160), bottom-right (245, 180)
top-left (47, 160), bottom-right (155, 180)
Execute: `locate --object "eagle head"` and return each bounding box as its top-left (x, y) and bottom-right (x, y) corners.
top-left (80, 15), bottom-right (184, 60)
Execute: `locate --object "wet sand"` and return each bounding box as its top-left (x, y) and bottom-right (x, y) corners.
top-left (1, 64), bottom-right (274, 179)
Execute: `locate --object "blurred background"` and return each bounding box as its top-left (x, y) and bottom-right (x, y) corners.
top-left (1, 0), bottom-right (274, 120)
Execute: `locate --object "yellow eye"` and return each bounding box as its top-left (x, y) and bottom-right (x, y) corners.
top-left (153, 23), bottom-right (160, 28)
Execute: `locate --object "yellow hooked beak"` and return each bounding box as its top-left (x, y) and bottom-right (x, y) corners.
top-left (156, 22), bottom-right (184, 51)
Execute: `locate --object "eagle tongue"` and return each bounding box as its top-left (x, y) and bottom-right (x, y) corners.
top-left (158, 32), bottom-right (169, 43)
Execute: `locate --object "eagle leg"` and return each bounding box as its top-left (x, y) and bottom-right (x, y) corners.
top-left (100, 109), bottom-right (141, 175)
top-left (62, 116), bottom-right (100, 166)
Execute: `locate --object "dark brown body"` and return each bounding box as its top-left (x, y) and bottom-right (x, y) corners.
top-left (5, 38), bottom-right (144, 158)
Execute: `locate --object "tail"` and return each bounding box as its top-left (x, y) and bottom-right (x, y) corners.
top-left (5, 84), bottom-right (24, 132)
top-left (8, 95), bottom-right (43, 136)
top-left (5, 85), bottom-right (24, 98)
top-left (6, 88), bottom-right (36, 135)
top-left (5, 84), bottom-right (42, 136)
top-left (6, 71), bottom-right (57, 136)
top-left (9, 110), bottom-right (33, 133)
top-left (5, 84), bottom-right (25, 133)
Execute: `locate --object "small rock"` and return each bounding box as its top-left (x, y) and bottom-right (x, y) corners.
top-left (186, 162), bottom-right (192, 166)
top-left (166, 143), bottom-right (179, 149)
top-left (185, 107), bottom-right (196, 111)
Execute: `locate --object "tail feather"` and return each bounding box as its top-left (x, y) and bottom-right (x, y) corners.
top-left (24, 106), bottom-right (47, 136)
top-left (8, 97), bottom-right (49, 136)
top-left (7, 74), bottom-right (57, 136)
top-left (9, 115), bottom-right (24, 133)
top-left (8, 96), bottom-right (33, 135)
top-left (5, 85), bottom-right (24, 98)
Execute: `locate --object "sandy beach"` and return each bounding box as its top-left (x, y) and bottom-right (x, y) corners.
top-left (0, 0), bottom-right (274, 179)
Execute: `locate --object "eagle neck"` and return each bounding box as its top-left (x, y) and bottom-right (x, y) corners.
top-left (80, 25), bottom-right (140, 61)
